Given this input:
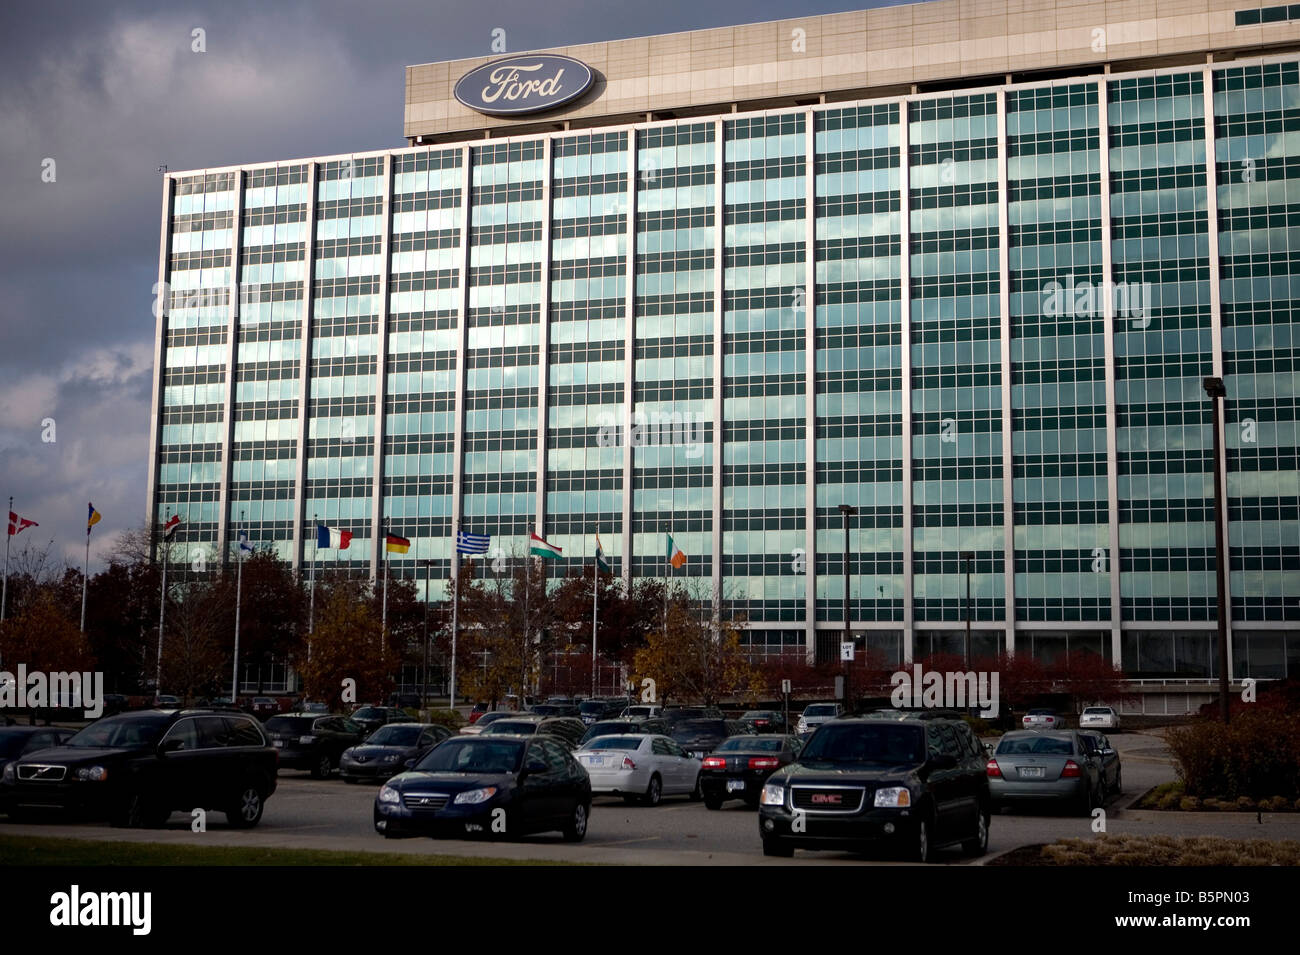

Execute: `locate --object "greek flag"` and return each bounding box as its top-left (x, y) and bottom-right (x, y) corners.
top-left (456, 531), bottom-right (490, 554)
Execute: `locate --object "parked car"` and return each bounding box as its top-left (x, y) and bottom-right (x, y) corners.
top-left (700, 734), bottom-right (803, 809)
top-left (1021, 708), bottom-right (1065, 731)
top-left (0, 726), bottom-right (76, 775)
top-left (100, 695), bottom-right (130, 717)
top-left (0, 709), bottom-right (277, 828)
top-left (578, 698), bottom-right (629, 725)
top-left (480, 715), bottom-right (586, 750)
top-left (662, 706), bottom-right (723, 726)
top-left (758, 714), bottom-right (991, 861)
top-left (795, 703), bottom-right (842, 734)
top-left (528, 703), bottom-right (581, 718)
top-left (459, 711), bottom-right (516, 735)
top-left (388, 693), bottom-right (421, 710)
top-left (740, 710), bottom-right (787, 734)
top-left (350, 706), bottom-right (417, 737)
top-left (156, 695), bottom-right (180, 708)
top-left (340, 723), bottom-right (452, 784)
top-left (263, 714), bottom-right (368, 778)
top-left (296, 701), bottom-right (330, 715)
top-left (668, 718), bottom-right (752, 759)
top-left (573, 734), bottom-right (702, 805)
top-left (620, 704), bottom-right (663, 719)
top-left (986, 730), bottom-right (1103, 815)
top-left (1079, 706), bottom-right (1121, 730)
top-left (468, 703), bottom-right (490, 724)
top-left (1077, 730), bottom-right (1122, 796)
top-left (374, 735), bottom-right (591, 841)
top-left (249, 697), bottom-right (280, 720)
top-left (579, 718), bottom-right (669, 747)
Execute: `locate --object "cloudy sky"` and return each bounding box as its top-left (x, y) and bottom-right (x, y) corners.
top-left (0, 0), bottom-right (902, 572)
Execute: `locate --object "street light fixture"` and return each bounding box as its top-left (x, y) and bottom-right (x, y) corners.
top-left (1203, 376), bottom-right (1230, 724)
top-left (960, 551), bottom-right (975, 669)
top-left (839, 504), bottom-right (857, 711)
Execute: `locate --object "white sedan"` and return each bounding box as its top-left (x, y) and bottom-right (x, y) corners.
top-left (573, 734), bottom-right (701, 807)
top-left (1079, 706), bottom-right (1121, 730)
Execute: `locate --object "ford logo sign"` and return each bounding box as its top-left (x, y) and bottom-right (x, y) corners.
top-left (454, 54), bottom-right (594, 116)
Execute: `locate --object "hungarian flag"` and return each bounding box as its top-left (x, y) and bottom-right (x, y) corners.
top-left (87, 503), bottom-right (102, 532)
top-left (163, 514), bottom-right (181, 540)
top-left (7, 512), bottom-right (37, 537)
top-left (316, 524), bottom-right (353, 549)
top-left (385, 534), bottom-right (410, 554)
top-left (594, 534), bottom-right (611, 573)
top-left (667, 533), bottom-right (686, 570)
top-left (529, 532), bottom-right (561, 559)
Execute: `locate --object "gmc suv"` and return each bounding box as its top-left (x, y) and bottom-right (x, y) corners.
top-left (758, 714), bottom-right (991, 862)
top-left (0, 709), bottom-right (278, 828)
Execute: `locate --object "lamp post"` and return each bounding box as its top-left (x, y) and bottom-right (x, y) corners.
top-left (1204, 376), bottom-right (1230, 724)
top-left (960, 551), bottom-right (975, 670)
top-left (839, 504), bottom-right (857, 711)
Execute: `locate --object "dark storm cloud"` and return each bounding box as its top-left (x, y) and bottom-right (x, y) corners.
top-left (0, 0), bottom-right (897, 569)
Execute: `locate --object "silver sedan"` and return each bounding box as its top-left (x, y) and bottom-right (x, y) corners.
top-left (986, 731), bottom-right (1103, 815)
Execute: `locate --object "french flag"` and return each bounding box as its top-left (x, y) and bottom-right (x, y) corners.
top-left (316, 524), bottom-right (353, 550)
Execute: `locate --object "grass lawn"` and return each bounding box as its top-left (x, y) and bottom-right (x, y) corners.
top-left (0, 834), bottom-right (588, 866)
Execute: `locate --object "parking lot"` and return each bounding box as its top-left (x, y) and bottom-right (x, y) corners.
top-left (10, 731), bottom-right (1293, 865)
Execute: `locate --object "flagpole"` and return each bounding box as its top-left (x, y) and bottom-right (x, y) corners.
top-left (308, 514), bottom-right (317, 662)
top-left (232, 510), bottom-right (244, 704)
top-left (450, 520), bottom-right (460, 711)
top-left (663, 526), bottom-right (669, 647)
top-left (81, 512), bottom-right (92, 633)
top-left (155, 511), bottom-right (169, 704)
top-left (523, 548), bottom-right (530, 707)
top-left (381, 520), bottom-right (389, 660)
top-left (2, 496), bottom-right (12, 624)
top-left (591, 538), bottom-right (598, 699)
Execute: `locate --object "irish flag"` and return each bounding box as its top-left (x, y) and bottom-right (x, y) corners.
top-left (530, 533), bottom-right (562, 559)
top-left (667, 533), bottom-right (686, 569)
top-left (316, 524), bottom-right (353, 549)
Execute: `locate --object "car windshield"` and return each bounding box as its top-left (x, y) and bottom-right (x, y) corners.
top-left (367, 725), bottom-right (422, 746)
top-left (805, 705), bottom-right (838, 717)
top-left (66, 717), bottom-right (168, 749)
top-left (624, 707), bottom-right (654, 717)
top-left (482, 721), bottom-right (538, 736)
top-left (997, 736), bottom-right (1075, 755)
top-left (413, 739), bottom-right (523, 774)
top-left (1027, 709), bottom-right (1055, 716)
top-left (716, 736), bottom-right (782, 752)
top-left (352, 707), bottom-right (383, 719)
top-left (670, 720), bottom-right (726, 738)
top-left (742, 712), bottom-right (774, 719)
top-left (1083, 708), bottom-right (1109, 715)
top-left (798, 723), bottom-right (924, 765)
top-left (579, 701), bottom-right (610, 715)
top-left (581, 736), bottom-right (642, 751)
top-left (264, 717), bottom-right (314, 734)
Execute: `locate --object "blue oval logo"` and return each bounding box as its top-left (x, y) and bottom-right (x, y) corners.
top-left (454, 54), bottom-right (594, 116)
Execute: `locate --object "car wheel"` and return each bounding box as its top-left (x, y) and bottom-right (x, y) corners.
top-left (1112, 767), bottom-right (1122, 795)
top-left (762, 837), bottom-right (794, 858)
top-left (311, 753), bottom-right (332, 779)
top-left (562, 801), bottom-right (589, 842)
top-left (689, 775), bottom-right (703, 801)
top-left (642, 774), bottom-right (662, 807)
top-left (111, 792), bottom-right (147, 828)
top-left (915, 812), bottom-right (936, 863)
top-left (1078, 781), bottom-right (1097, 816)
top-left (962, 805), bottom-right (990, 856)
top-left (225, 785), bottom-right (264, 828)
top-left (704, 797), bottom-right (723, 810)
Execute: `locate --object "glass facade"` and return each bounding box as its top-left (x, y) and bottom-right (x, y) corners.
top-left (151, 56), bottom-right (1300, 678)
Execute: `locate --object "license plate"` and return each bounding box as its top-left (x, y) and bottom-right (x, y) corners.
top-left (587, 756), bottom-right (603, 766)
top-left (726, 779), bottom-right (745, 792)
top-left (692, 752), bottom-right (704, 759)
top-left (1021, 766), bottom-right (1044, 778)
top-left (273, 740), bottom-right (283, 748)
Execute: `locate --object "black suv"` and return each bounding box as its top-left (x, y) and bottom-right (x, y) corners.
top-left (264, 714), bottom-right (368, 778)
top-left (0, 709), bottom-right (278, 828)
top-left (757, 714), bottom-right (990, 862)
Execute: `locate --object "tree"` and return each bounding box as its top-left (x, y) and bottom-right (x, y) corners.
top-left (632, 586), bottom-right (759, 705)
top-left (454, 560), bottom-right (530, 708)
top-left (233, 551), bottom-right (306, 692)
top-left (297, 582), bottom-right (392, 710)
top-left (1046, 650), bottom-right (1132, 713)
top-left (0, 590), bottom-right (95, 723)
top-left (160, 576), bottom-right (232, 703)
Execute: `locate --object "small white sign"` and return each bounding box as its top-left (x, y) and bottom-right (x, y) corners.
top-left (781, 679), bottom-right (791, 695)
top-left (840, 642), bottom-right (854, 661)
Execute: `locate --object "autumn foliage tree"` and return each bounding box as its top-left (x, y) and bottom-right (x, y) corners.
top-left (297, 582), bottom-right (393, 710)
top-left (632, 589), bottom-right (760, 706)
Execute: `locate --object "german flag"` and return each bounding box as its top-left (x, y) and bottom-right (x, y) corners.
top-left (385, 534), bottom-right (410, 554)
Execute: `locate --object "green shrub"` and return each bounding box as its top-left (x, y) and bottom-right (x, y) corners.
top-left (1179, 796), bottom-right (1201, 811)
top-left (424, 708), bottom-right (464, 730)
top-left (1166, 709), bottom-right (1300, 800)
top-left (1140, 781), bottom-right (1183, 808)
top-left (1235, 796), bottom-right (1256, 812)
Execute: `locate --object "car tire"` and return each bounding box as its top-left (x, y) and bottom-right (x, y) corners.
top-left (689, 775), bottom-right (703, 801)
top-left (1112, 767), bottom-right (1122, 795)
top-left (915, 812), bottom-right (936, 863)
top-left (111, 792), bottom-right (153, 829)
top-left (1078, 782), bottom-right (1097, 816)
top-left (704, 796), bottom-right (723, 810)
top-left (642, 774), bottom-right (662, 807)
top-left (310, 753), bottom-right (332, 779)
top-left (225, 784), bottom-right (265, 828)
top-left (762, 837), bottom-right (794, 858)
top-left (562, 801), bottom-right (589, 842)
top-left (962, 805), bottom-right (990, 856)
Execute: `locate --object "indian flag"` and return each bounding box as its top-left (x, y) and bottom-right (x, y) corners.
top-left (530, 532), bottom-right (562, 559)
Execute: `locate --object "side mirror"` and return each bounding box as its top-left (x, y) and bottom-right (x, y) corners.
top-left (403, 758), bottom-right (415, 770)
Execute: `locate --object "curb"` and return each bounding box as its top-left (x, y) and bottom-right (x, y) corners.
top-left (1117, 809), bottom-right (1300, 825)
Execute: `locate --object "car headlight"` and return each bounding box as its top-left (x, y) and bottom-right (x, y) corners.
top-left (75, 765), bottom-right (109, 782)
top-left (453, 786), bottom-right (498, 805)
top-left (874, 786), bottom-right (911, 808)
top-left (1, 763), bottom-right (14, 782)
top-left (761, 783), bottom-right (786, 806)
top-left (378, 785), bottom-right (401, 804)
